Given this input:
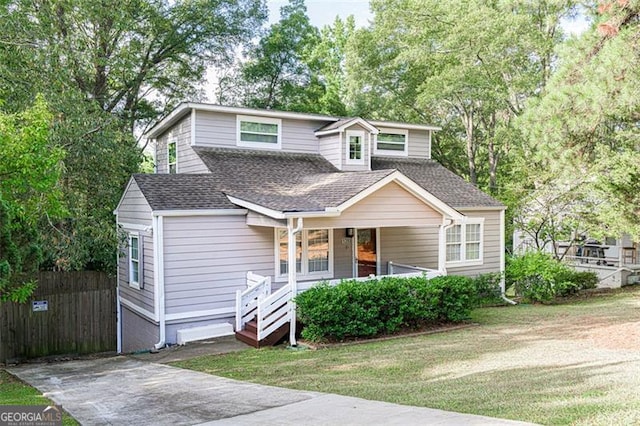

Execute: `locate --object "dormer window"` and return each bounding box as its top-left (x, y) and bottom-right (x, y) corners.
top-left (375, 128), bottom-right (408, 156)
top-left (346, 130), bottom-right (365, 165)
top-left (168, 141), bottom-right (177, 173)
top-left (237, 115), bottom-right (281, 149)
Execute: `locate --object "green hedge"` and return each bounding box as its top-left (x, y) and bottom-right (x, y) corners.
top-left (506, 251), bottom-right (598, 303)
top-left (295, 275), bottom-right (477, 342)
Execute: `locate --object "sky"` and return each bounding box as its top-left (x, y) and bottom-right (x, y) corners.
top-left (267, 0), bottom-right (372, 27)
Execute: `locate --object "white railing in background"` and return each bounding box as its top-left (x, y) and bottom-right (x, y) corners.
top-left (235, 272), bottom-right (271, 332)
top-left (256, 284), bottom-right (293, 341)
top-left (388, 261), bottom-right (442, 278)
top-left (298, 262), bottom-right (444, 292)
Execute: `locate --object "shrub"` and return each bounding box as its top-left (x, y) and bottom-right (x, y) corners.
top-left (472, 273), bottom-right (504, 306)
top-left (295, 275), bottom-right (476, 342)
top-left (506, 251), bottom-right (599, 303)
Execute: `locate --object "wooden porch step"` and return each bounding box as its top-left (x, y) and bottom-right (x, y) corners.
top-left (234, 320), bottom-right (290, 348)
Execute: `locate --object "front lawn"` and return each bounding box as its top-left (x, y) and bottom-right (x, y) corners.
top-left (174, 287), bottom-right (640, 425)
top-left (0, 370), bottom-right (78, 425)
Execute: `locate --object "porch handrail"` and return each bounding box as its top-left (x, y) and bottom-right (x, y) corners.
top-left (256, 284), bottom-right (293, 341)
top-left (388, 261), bottom-right (439, 275)
top-left (235, 272), bottom-right (271, 331)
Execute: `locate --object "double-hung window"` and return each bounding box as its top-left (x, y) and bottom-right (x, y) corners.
top-left (167, 141), bottom-right (177, 173)
top-left (277, 229), bottom-right (332, 279)
top-left (346, 130), bottom-right (365, 165)
top-left (446, 221), bottom-right (483, 264)
top-left (129, 234), bottom-right (141, 288)
top-left (237, 115), bottom-right (282, 149)
top-left (375, 128), bottom-right (408, 156)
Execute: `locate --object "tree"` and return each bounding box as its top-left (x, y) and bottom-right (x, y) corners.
top-left (0, 0), bottom-right (267, 134)
top-left (223, 0), bottom-right (324, 112)
top-left (0, 0), bottom-right (266, 272)
top-left (345, 0), bottom-right (576, 192)
top-left (516, 1), bottom-right (640, 240)
top-left (0, 97), bottom-right (64, 301)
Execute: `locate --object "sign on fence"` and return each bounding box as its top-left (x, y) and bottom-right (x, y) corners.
top-left (32, 300), bottom-right (48, 312)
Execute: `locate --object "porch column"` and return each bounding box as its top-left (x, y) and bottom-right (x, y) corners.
top-left (438, 219), bottom-right (453, 274)
top-left (288, 217), bottom-right (303, 346)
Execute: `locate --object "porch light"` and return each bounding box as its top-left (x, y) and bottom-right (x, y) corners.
top-left (346, 228), bottom-right (355, 238)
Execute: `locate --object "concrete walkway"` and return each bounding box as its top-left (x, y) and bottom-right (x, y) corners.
top-left (9, 357), bottom-right (536, 426)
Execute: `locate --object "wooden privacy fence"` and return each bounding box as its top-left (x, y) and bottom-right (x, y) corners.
top-left (0, 271), bottom-right (117, 362)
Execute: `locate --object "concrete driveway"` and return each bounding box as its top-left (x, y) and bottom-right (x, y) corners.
top-left (9, 357), bottom-right (535, 425)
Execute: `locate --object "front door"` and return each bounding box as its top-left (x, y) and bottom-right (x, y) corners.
top-left (356, 228), bottom-right (377, 277)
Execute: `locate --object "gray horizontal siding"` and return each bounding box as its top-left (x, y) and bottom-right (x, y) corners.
top-left (117, 181), bottom-right (155, 315)
top-left (162, 215), bottom-right (273, 315)
top-left (447, 210), bottom-right (502, 277)
top-left (194, 110), bottom-right (328, 153)
top-left (304, 181), bottom-right (443, 229)
top-left (341, 123), bottom-right (371, 172)
top-left (380, 226), bottom-right (440, 274)
top-left (319, 134), bottom-right (340, 169)
top-left (155, 113), bottom-right (208, 174)
top-left (117, 180), bottom-right (152, 227)
top-left (118, 231), bottom-right (155, 315)
top-left (407, 129), bottom-right (431, 158)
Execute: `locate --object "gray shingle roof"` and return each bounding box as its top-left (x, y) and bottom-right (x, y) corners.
top-left (131, 148), bottom-right (502, 213)
top-left (372, 157), bottom-right (504, 208)
top-left (314, 118), bottom-right (359, 133)
top-left (132, 174), bottom-right (235, 210)
top-left (195, 147), bottom-right (394, 212)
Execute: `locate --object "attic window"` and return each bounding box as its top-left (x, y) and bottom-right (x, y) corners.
top-left (346, 130), bottom-right (365, 165)
top-left (168, 141), bottom-right (177, 173)
top-left (375, 128), bottom-right (408, 156)
top-left (237, 115), bottom-right (282, 149)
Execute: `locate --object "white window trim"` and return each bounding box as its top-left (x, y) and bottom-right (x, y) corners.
top-left (345, 130), bottom-right (365, 165)
top-left (237, 115), bottom-right (282, 149)
top-left (167, 141), bottom-right (177, 173)
top-left (129, 232), bottom-right (141, 289)
top-left (274, 228), bottom-right (334, 282)
top-left (374, 127), bottom-right (409, 156)
top-left (446, 219), bottom-right (484, 266)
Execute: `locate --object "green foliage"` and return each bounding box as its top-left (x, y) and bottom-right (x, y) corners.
top-left (472, 273), bottom-right (504, 306)
top-left (346, 0), bottom-right (575, 192)
top-left (224, 0), bottom-right (324, 112)
top-left (513, 3), bottom-right (640, 239)
top-left (0, 97), bottom-right (63, 301)
top-left (295, 275), bottom-right (476, 342)
top-left (506, 251), bottom-right (598, 303)
top-left (0, 1), bottom-right (266, 273)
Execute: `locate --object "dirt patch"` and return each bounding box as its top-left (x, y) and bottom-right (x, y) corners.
top-left (581, 322), bottom-right (640, 351)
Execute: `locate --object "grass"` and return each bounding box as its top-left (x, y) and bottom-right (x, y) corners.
top-left (174, 286), bottom-right (640, 425)
top-left (0, 369), bottom-right (78, 425)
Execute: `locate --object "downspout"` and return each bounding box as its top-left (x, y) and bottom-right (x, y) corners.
top-left (154, 214), bottom-right (167, 349)
top-left (115, 212), bottom-right (122, 353)
top-left (288, 217), bottom-right (304, 346)
top-left (499, 209), bottom-right (517, 305)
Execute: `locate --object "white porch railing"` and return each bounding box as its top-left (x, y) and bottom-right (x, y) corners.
top-left (235, 272), bottom-right (294, 342)
top-left (235, 272), bottom-right (271, 331)
top-left (257, 283), bottom-right (293, 341)
top-left (236, 264), bottom-right (445, 343)
top-left (388, 261), bottom-right (443, 278)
